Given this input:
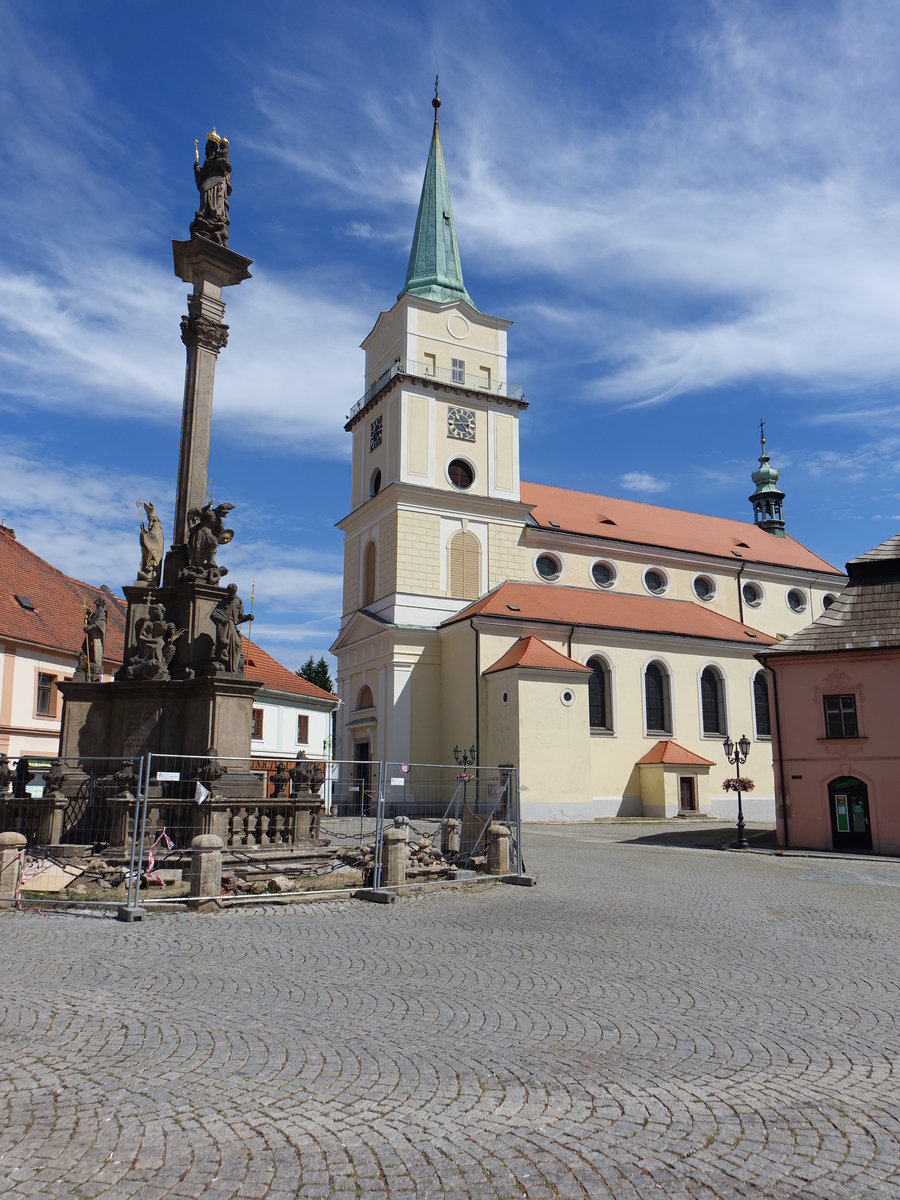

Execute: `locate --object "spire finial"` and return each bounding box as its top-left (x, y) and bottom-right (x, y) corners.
top-left (433, 74), bottom-right (441, 121)
top-left (759, 418), bottom-right (766, 454)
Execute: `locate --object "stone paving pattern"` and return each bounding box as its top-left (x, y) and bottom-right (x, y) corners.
top-left (1, 823), bottom-right (898, 1199)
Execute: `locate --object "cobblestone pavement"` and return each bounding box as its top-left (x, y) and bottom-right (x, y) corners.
top-left (1, 824), bottom-right (898, 1199)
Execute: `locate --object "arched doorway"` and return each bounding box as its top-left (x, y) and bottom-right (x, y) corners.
top-left (828, 777), bottom-right (872, 852)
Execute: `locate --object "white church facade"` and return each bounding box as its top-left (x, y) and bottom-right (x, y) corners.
top-left (331, 94), bottom-right (845, 821)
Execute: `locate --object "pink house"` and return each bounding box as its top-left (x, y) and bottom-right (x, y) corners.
top-left (758, 534), bottom-right (900, 855)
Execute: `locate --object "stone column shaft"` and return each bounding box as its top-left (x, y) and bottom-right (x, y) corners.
top-left (173, 282), bottom-right (229, 548)
top-left (0, 831), bottom-right (27, 906)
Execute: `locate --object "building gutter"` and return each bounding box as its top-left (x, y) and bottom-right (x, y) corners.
top-left (470, 618), bottom-right (481, 765)
top-left (736, 559), bottom-right (746, 625)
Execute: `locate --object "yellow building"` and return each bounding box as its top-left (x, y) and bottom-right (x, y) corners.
top-left (332, 95), bottom-right (844, 820)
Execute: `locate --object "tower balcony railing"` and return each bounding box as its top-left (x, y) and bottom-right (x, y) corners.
top-left (347, 358), bottom-right (525, 422)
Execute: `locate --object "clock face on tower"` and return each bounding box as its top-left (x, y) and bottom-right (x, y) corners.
top-left (447, 406), bottom-right (476, 442)
top-left (369, 415), bottom-right (383, 451)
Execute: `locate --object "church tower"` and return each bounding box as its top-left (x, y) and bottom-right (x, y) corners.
top-left (332, 90), bottom-right (529, 765)
top-left (749, 423), bottom-right (786, 536)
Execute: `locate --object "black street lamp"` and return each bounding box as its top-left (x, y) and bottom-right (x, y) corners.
top-left (453, 744), bottom-right (476, 768)
top-left (723, 734), bottom-right (752, 849)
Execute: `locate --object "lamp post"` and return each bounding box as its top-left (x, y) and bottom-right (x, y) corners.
top-left (723, 734), bottom-right (751, 849)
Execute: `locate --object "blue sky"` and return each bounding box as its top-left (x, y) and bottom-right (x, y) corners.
top-left (2, 1), bottom-right (900, 670)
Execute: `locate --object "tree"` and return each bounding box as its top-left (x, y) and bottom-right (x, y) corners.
top-left (296, 655), bottom-right (334, 694)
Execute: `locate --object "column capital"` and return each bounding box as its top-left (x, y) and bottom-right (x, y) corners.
top-left (180, 313), bottom-right (230, 354)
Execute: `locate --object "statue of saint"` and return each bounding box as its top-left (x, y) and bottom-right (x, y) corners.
top-left (183, 501), bottom-right (234, 584)
top-left (272, 762), bottom-right (291, 798)
top-left (42, 759), bottom-right (68, 798)
top-left (210, 583), bottom-right (253, 674)
top-left (119, 602), bottom-right (179, 681)
top-left (136, 501), bottom-right (164, 585)
top-left (290, 750), bottom-right (325, 796)
top-left (190, 130), bottom-right (232, 246)
top-left (79, 597), bottom-right (107, 683)
top-left (0, 755), bottom-right (13, 794)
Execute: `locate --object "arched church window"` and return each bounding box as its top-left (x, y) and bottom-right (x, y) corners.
top-left (363, 540), bottom-right (377, 607)
top-left (753, 671), bottom-right (771, 738)
top-left (448, 530), bottom-right (481, 600)
top-left (644, 662), bottom-right (672, 735)
top-left (355, 685), bottom-right (374, 710)
top-left (700, 666), bottom-right (726, 736)
top-left (587, 657), bottom-right (612, 732)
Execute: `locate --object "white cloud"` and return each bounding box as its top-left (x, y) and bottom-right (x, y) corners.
top-left (619, 471), bottom-right (670, 495)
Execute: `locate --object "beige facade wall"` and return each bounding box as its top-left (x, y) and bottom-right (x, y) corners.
top-left (377, 513), bottom-right (398, 601)
top-left (515, 672), bottom-right (593, 816)
top-left (396, 509), bottom-right (442, 595)
top-left (343, 535), bottom-right (361, 616)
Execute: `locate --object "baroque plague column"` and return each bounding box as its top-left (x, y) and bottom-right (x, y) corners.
top-left (57, 131), bottom-right (261, 769)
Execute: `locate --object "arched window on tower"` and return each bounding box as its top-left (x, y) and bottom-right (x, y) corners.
top-left (448, 530), bottom-right (481, 600)
top-left (644, 661), bottom-right (672, 736)
top-left (700, 666), bottom-right (726, 736)
top-left (587, 657), bottom-right (612, 732)
top-left (363, 540), bottom-right (377, 607)
top-left (753, 671), bottom-right (771, 738)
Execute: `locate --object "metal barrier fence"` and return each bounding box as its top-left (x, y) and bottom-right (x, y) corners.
top-left (374, 763), bottom-right (521, 889)
top-left (2, 752), bottom-right (522, 911)
top-left (0, 753), bottom-right (145, 909)
top-left (125, 752), bottom-right (383, 908)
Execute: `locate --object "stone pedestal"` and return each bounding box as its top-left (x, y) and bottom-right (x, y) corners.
top-left (189, 833), bottom-right (224, 908)
top-left (0, 831), bottom-right (26, 906)
top-left (441, 817), bottom-right (461, 857)
top-left (486, 823), bottom-right (511, 875)
top-left (382, 821), bottom-right (409, 887)
top-left (57, 674), bottom-right (260, 762)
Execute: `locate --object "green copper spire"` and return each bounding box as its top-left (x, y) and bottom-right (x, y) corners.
top-left (749, 420), bottom-right (786, 536)
top-left (399, 83), bottom-right (476, 309)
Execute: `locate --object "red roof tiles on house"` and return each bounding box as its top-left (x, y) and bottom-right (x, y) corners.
top-left (521, 481), bottom-right (842, 575)
top-left (242, 637), bottom-right (338, 702)
top-left (445, 581), bottom-right (776, 647)
top-left (637, 740), bottom-right (716, 766)
top-left (0, 528), bottom-right (125, 664)
top-left (484, 635), bottom-right (592, 676)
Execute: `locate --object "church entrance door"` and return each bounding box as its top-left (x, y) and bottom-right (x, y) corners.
top-left (679, 776), bottom-right (697, 813)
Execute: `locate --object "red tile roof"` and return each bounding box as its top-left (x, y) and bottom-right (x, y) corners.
top-left (242, 637), bottom-right (338, 702)
top-left (446, 581), bottom-right (776, 647)
top-left (521, 481), bottom-right (842, 575)
top-left (0, 528), bottom-right (125, 664)
top-left (637, 740), bottom-right (716, 766)
top-left (484, 635), bottom-right (592, 675)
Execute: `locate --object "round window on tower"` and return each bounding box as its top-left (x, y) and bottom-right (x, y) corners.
top-left (787, 588), bottom-right (808, 614)
top-left (742, 581), bottom-right (763, 608)
top-left (447, 458), bottom-right (475, 490)
top-left (693, 575), bottom-right (716, 602)
top-left (643, 568), bottom-right (669, 596)
top-left (591, 560), bottom-right (617, 589)
top-left (534, 553), bottom-right (562, 581)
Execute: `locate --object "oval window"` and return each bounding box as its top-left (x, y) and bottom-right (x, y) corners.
top-left (560, 689), bottom-right (575, 707)
top-left (644, 569), bottom-right (667, 595)
top-left (448, 459), bottom-right (474, 489)
top-left (591, 560), bottom-right (615, 589)
top-left (822, 593), bottom-right (837, 611)
top-left (693, 575), bottom-right (715, 602)
top-left (742, 582), bottom-right (763, 608)
top-left (535, 553), bottom-right (562, 581)
top-left (787, 588), bottom-right (808, 614)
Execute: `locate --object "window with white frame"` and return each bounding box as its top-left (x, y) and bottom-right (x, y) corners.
top-left (297, 714), bottom-right (309, 744)
top-left (644, 661), bottom-right (672, 735)
top-left (587, 657), bottom-right (613, 732)
top-left (700, 666), bottom-right (726, 736)
top-left (451, 358), bottom-right (465, 384)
